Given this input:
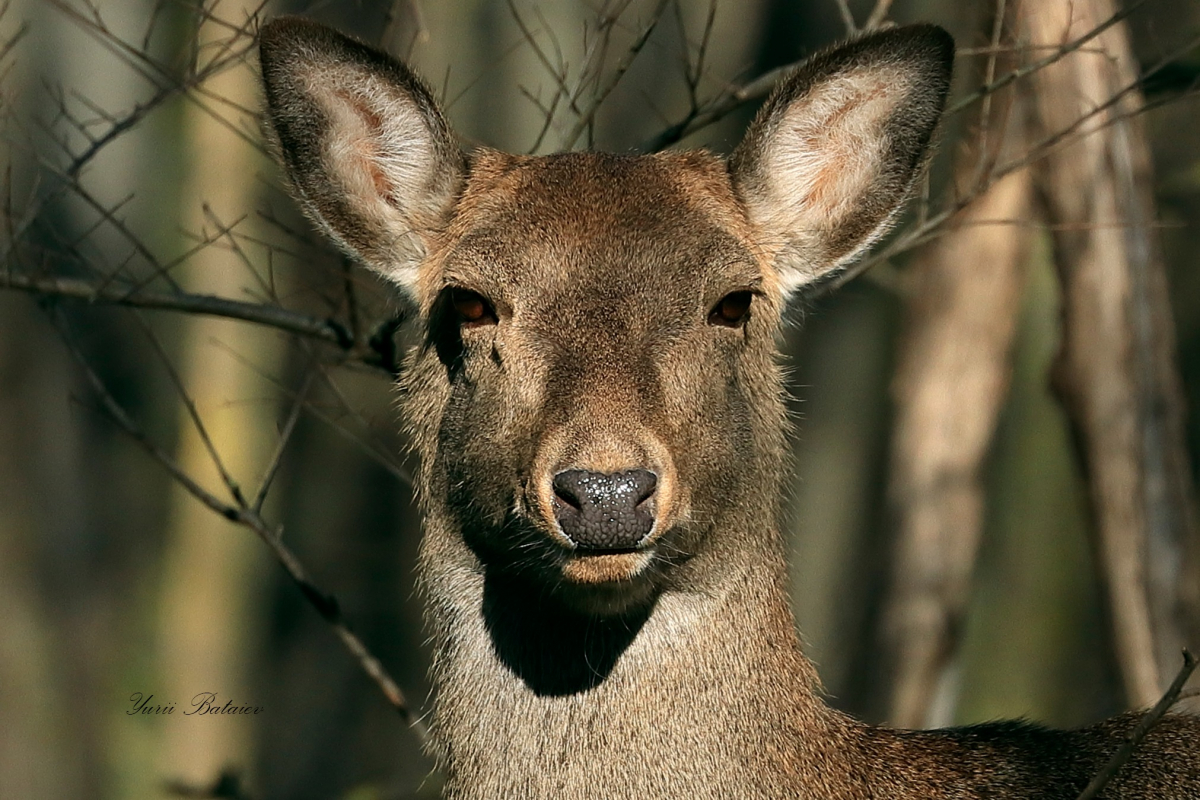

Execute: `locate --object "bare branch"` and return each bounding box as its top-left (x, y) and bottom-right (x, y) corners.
top-left (46, 0), bottom-right (268, 160)
top-left (133, 311), bottom-right (246, 507)
top-left (832, 0), bottom-right (857, 36)
top-left (47, 306), bottom-right (427, 741)
top-left (970, 0), bottom-right (1010, 189)
top-left (944, 1), bottom-right (1144, 118)
top-left (672, 0), bottom-right (716, 117)
top-left (638, 0), bottom-right (1145, 153)
top-left (561, 0), bottom-right (669, 150)
top-left (251, 370), bottom-right (313, 513)
top-left (214, 339), bottom-right (414, 487)
top-left (864, 0), bottom-right (894, 30)
top-left (0, 272), bottom-right (354, 348)
top-left (1076, 650), bottom-right (1199, 800)
top-left (525, 83), bottom-right (566, 154)
top-left (638, 57), bottom-right (790, 152)
top-left (0, 16), bottom-right (28, 66)
top-left (506, 0), bottom-right (584, 124)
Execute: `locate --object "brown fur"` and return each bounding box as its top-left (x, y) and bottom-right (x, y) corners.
top-left (259, 17), bottom-right (1200, 798)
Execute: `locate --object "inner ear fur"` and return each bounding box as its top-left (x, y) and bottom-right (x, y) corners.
top-left (730, 24), bottom-right (954, 295)
top-left (259, 17), bottom-right (465, 293)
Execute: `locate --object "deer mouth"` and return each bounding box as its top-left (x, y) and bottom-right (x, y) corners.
top-left (560, 549), bottom-right (655, 585)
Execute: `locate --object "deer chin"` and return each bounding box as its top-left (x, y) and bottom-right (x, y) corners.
top-left (560, 550), bottom-right (654, 585)
top-left (552, 556), bottom-right (661, 616)
top-left (535, 515), bottom-right (700, 615)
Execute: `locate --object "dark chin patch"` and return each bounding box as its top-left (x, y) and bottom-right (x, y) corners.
top-left (480, 570), bottom-right (656, 696)
top-left (554, 574), bottom-right (661, 617)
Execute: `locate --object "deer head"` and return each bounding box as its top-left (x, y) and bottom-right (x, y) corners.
top-left (259, 18), bottom-right (953, 618)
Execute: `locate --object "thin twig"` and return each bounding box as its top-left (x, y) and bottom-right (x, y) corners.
top-left (525, 83), bottom-right (566, 154)
top-left (506, 0), bottom-right (584, 122)
top-left (832, 0), bottom-right (857, 36)
top-left (970, 0), bottom-right (1009, 191)
top-left (132, 311), bottom-right (246, 507)
top-left (213, 339), bottom-right (414, 487)
top-left (561, 0), bottom-right (671, 151)
top-left (0, 17), bottom-right (28, 66)
top-left (864, 0), bottom-right (894, 30)
top-left (673, 0), bottom-right (716, 117)
top-left (252, 369), bottom-right (314, 513)
top-left (1075, 650), bottom-right (1199, 800)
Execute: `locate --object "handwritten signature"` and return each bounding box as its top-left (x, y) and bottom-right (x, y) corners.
top-left (127, 692), bottom-right (263, 716)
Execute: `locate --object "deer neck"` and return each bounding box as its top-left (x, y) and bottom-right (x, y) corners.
top-left (418, 513), bottom-right (852, 797)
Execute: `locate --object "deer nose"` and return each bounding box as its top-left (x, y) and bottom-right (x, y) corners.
top-left (551, 469), bottom-right (658, 550)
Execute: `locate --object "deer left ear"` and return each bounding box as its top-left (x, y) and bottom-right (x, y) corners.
top-left (259, 17), bottom-right (465, 296)
top-left (730, 24), bottom-right (953, 296)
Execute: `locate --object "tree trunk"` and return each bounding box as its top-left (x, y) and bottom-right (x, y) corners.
top-left (153, 1), bottom-right (280, 787)
top-left (1021, 0), bottom-right (1200, 708)
top-left (878, 1), bottom-right (1035, 728)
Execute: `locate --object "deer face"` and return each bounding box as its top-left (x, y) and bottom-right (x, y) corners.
top-left (260, 18), bottom-right (952, 614)
top-left (415, 150), bottom-right (777, 611)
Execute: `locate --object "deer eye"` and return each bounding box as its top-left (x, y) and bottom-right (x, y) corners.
top-left (709, 291), bottom-right (753, 327)
top-left (451, 288), bottom-right (497, 327)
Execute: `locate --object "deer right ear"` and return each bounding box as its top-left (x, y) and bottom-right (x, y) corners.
top-left (730, 25), bottom-right (953, 296)
top-left (259, 18), bottom-right (464, 295)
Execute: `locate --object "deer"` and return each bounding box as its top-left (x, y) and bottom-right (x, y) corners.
top-left (258, 16), bottom-right (1200, 799)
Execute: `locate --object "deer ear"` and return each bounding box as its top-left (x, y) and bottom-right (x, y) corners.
top-left (259, 17), bottom-right (464, 295)
top-left (730, 25), bottom-right (953, 296)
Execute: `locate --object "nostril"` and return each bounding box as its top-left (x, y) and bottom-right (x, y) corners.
top-left (550, 468), bottom-right (660, 550)
top-left (552, 472), bottom-right (584, 510)
top-left (629, 469), bottom-right (657, 506)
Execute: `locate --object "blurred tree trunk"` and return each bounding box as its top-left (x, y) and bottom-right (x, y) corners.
top-left (0, 310), bottom-right (86, 799)
top-left (153, 0), bottom-right (279, 788)
top-left (876, 1), bottom-right (1034, 729)
top-left (0, 1), bottom-right (182, 796)
top-left (1021, 0), bottom-right (1200, 708)
top-left (787, 286), bottom-right (899, 710)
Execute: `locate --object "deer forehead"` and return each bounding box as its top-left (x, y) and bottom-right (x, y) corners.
top-left (424, 150), bottom-right (766, 315)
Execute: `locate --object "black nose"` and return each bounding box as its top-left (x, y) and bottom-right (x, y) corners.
top-left (551, 469), bottom-right (658, 550)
